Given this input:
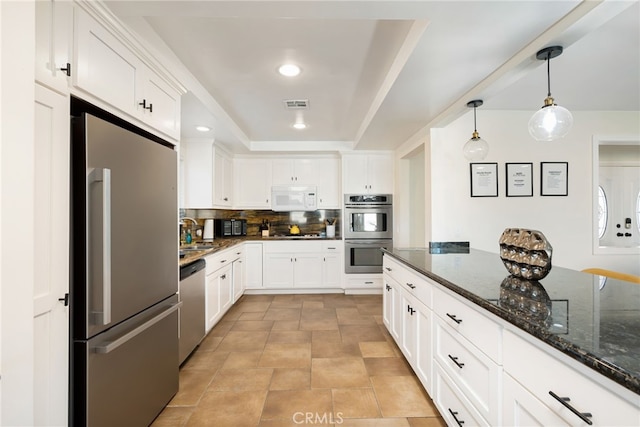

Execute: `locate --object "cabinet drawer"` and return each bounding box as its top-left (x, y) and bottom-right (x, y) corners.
top-left (433, 286), bottom-right (502, 362)
top-left (504, 330), bottom-right (640, 426)
top-left (434, 316), bottom-right (501, 425)
top-left (383, 256), bottom-right (432, 308)
top-left (204, 250), bottom-right (234, 275)
top-left (434, 363), bottom-right (490, 427)
top-left (322, 241), bottom-right (342, 252)
top-left (263, 240), bottom-right (323, 253)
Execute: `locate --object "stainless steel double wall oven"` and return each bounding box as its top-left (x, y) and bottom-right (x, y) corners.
top-left (344, 194), bottom-right (393, 273)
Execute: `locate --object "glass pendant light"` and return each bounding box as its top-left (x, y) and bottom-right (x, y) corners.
top-left (528, 46), bottom-right (573, 141)
top-left (463, 100), bottom-right (489, 161)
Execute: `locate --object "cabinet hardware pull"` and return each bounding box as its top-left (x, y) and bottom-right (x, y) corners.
top-left (138, 99), bottom-right (153, 112)
top-left (364, 281), bottom-right (373, 284)
top-left (385, 284), bottom-right (391, 291)
top-left (58, 293), bottom-right (69, 306)
top-left (385, 267), bottom-right (392, 271)
top-left (446, 313), bottom-right (462, 324)
top-left (407, 305), bottom-right (415, 315)
top-left (221, 259), bottom-right (226, 263)
top-left (59, 63), bottom-right (71, 76)
top-left (407, 283), bottom-right (416, 289)
top-left (548, 391), bottom-right (593, 425)
top-left (448, 354), bottom-right (465, 369)
top-left (221, 274), bottom-right (226, 279)
top-left (448, 409), bottom-right (465, 426)
top-left (328, 247), bottom-right (336, 250)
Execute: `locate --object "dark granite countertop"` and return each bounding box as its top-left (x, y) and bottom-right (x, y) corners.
top-left (382, 247), bottom-right (640, 395)
top-left (179, 236), bottom-right (342, 267)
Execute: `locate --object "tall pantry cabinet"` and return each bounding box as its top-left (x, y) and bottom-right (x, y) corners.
top-left (25, 1), bottom-right (185, 425)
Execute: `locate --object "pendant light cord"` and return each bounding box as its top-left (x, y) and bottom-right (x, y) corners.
top-left (473, 105), bottom-right (478, 132)
top-left (546, 56), bottom-right (552, 97)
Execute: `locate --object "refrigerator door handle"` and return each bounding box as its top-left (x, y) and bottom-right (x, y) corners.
top-left (93, 302), bottom-right (182, 354)
top-left (88, 167), bottom-right (112, 325)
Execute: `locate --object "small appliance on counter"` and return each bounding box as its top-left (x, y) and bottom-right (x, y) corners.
top-left (214, 218), bottom-right (247, 237)
top-left (203, 219), bottom-right (214, 241)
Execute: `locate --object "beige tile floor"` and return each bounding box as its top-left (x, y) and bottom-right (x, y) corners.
top-left (152, 294), bottom-right (446, 427)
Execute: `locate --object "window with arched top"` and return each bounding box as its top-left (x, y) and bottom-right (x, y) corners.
top-left (598, 186), bottom-right (608, 239)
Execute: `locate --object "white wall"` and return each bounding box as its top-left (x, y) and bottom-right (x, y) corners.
top-left (1, 1), bottom-right (36, 424)
top-left (430, 110), bottom-right (640, 275)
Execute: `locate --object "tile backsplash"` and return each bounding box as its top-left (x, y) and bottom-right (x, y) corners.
top-left (183, 208), bottom-right (342, 238)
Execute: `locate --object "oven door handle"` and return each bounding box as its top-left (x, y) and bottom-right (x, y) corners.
top-left (346, 240), bottom-right (392, 246)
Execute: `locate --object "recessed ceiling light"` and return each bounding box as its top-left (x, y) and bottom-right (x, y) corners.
top-left (293, 122), bottom-right (307, 130)
top-left (278, 64), bottom-right (301, 77)
top-left (196, 126), bottom-right (211, 132)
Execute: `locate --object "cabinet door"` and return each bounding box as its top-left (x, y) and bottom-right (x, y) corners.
top-left (343, 155), bottom-right (368, 193)
top-left (367, 154), bottom-right (394, 193)
top-left (503, 374), bottom-right (568, 427)
top-left (219, 265), bottom-right (233, 314)
top-left (294, 253), bottom-right (323, 288)
top-left (271, 159), bottom-right (295, 185)
top-left (139, 70), bottom-right (181, 140)
top-left (263, 253), bottom-right (294, 288)
top-left (401, 292), bottom-right (417, 362)
top-left (293, 159), bottom-right (317, 185)
top-left (214, 150), bottom-right (233, 207)
top-left (34, 84), bottom-right (70, 427)
top-left (323, 253), bottom-right (341, 287)
top-left (244, 243), bottom-right (264, 289)
top-left (383, 279), bottom-right (394, 331)
top-left (232, 257), bottom-right (245, 302)
top-left (205, 272), bottom-right (220, 332)
top-left (74, 8), bottom-right (142, 118)
top-left (182, 140), bottom-right (213, 208)
top-left (414, 302), bottom-right (433, 394)
top-left (316, 158), bottom-right (341, 208)
top-left (234, 158), bottom-right (272, 208)
top-left (35, 0), bottom-right (72, 93)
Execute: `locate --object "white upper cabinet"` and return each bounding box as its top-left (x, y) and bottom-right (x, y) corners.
top-left (35, 0), bottom-right (72, 93)
top-left (272, 159), bottom-right (317, 185)
top-left (316, 158), bottom-right (341, 208)
top-left (213, 148), bottom-right (233, 207)
top-left (72, 6), bottom-right (182, 141)
top-left (181, 139), bottom-right (214, 208)
top-left (343, 153), bottom-right (394, 194)
top-left (234, 158), bottom-right (272, 209)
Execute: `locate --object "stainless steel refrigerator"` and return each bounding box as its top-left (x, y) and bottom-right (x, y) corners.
top-left (70, 108), bottom-right (179, 426)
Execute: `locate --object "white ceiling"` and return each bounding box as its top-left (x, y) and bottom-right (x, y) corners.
top-left (106, 0), bottom-right (640, 153)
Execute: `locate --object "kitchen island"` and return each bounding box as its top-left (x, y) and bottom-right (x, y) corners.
top-left (382, 247), bottom-right (640, 426)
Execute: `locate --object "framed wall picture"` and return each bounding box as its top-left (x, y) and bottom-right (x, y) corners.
top-left (506, 163), bottom-right (533, 197)
top-left (541, 162), bottom-right (568, 196)
top-left (470, 162), bottom-right (498, 197)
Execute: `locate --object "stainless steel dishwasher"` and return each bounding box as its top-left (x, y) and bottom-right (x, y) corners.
top-left (178, 258), bottom-right (206, 365)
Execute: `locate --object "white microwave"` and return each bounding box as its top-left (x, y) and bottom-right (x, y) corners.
top-left (271, 186), bottom-right (318, 211)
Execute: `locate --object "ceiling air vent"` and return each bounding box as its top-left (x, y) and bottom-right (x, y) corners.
top-left (283, 99), bottom-right (309, 110)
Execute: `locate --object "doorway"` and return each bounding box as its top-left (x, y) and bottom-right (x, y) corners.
top-left (593, 138), bottom-right (640, 254)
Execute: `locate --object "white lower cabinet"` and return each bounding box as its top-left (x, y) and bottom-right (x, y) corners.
top-left (244, 243), bottom-right (264, 289)
top-left (204, 247), bottom-right (240, 332)
top-left (383, 255), bottom-right (433, 394)
top-left (435, 363), bottom-right (490, 427)
top-left (383, 254), bottom-right (640, 427)
top-left (503, 330), bottom-right (640, 427)
top-left (434, 315), bottom-right (501, 425)
top-left (503, 373), bottom-right (568, 427)
top-left (232, 248), bottom-right (245, 302)
top-left (262, 241), bottom-right (341, 290)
